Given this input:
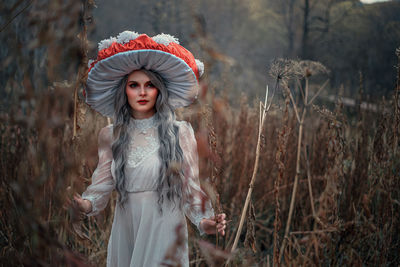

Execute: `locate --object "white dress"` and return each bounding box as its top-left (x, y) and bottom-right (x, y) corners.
top-left (81, 115), bottom-right (214, 267)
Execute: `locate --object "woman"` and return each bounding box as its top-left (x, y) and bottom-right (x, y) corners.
top-left (69, 31), bottom-right (226, 266)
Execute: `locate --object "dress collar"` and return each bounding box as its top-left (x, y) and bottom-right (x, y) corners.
top-left (130, 114), bottom-right (157, 133)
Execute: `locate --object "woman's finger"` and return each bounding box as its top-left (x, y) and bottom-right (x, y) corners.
top-left (216, 213), bottom-right (226, 222)
top-left (217, 224), bottom-right (226, 231)
top-left (63, 198), bottom-right (72, 210)
top-left (216, 221), bottom-right (226, 228)
top-left (218, 227), bottom-right (225, 236)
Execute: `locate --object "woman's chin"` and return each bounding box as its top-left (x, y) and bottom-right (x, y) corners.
top-left (132, 108), bottom-right (156, 118)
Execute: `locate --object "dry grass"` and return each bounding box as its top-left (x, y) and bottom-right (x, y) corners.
top-left (1, 1), bottom-right (400, 266)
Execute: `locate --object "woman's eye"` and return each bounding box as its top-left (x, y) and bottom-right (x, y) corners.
top-left (129, 83), bottom-right (138, 88)
top-left (146, 82), bottom-right (155, 88)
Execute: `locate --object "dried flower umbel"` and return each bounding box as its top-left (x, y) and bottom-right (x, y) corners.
top-left (272, 58), bottom-right (330, 261)
top-left (269, 58), bottom-right (303, 87)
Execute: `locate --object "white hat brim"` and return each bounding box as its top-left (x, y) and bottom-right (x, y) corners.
top-left (86, 49), bottom-right (199, 117)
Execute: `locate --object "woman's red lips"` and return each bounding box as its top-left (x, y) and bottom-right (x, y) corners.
top-left (137, 100), bottom-right (149, 105)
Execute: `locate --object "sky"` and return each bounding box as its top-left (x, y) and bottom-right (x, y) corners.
top-left (360, 0), bottom-right (391, 3)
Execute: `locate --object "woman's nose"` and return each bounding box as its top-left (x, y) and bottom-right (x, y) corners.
top-left (139, 86), bottom-right (146, 96)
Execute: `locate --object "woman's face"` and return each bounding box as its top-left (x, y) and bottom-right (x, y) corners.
top-left (125, 70), bottom-right (159, 119)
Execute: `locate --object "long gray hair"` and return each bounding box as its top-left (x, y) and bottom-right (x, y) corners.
top-left (112, 69), bottom-right (184, 212)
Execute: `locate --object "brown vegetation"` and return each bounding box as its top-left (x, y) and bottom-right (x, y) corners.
top-left (1, 0), bottom-right (400, 266)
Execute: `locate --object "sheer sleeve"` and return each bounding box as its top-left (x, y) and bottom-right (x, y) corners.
top-left (81, 125), bottom-right (115, 216)
top-left (178, 121), bottom-right (214, 235)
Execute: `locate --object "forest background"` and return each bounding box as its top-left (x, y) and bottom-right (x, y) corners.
top-left (1, 0), bottom-right (400, 266)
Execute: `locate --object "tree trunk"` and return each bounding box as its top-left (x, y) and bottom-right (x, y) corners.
top-left (287, 0), bottom-right (295, 57)
top-left (301, 0), bottom-right (310, 59)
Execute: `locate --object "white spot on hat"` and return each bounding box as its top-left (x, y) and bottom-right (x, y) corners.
top-left (116, 31), bottom-right (140, 44)
top-left (152, 33), bottom-right (180, 46)
top-left (195, 59), bottom-right (204, 77)
top-left (98, 37), bottom-right (117, 51)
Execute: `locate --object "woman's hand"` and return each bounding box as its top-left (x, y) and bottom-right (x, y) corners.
top-left (64, 191), bottom-right (92, 240)
top-left (200, 213), bottom-right (227, 236)
top-left (65, 192), bottom-right (93, 214)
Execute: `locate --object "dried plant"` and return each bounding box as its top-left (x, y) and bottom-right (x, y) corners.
top-left (228, 84), bottom-right (275, 263)
top-left (273, 97), bottom-right (291, 267)
top-left (273, 59), bottom-right (330, 261)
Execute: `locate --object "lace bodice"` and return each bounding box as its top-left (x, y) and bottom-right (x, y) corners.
top-left (126, 116), bottom-right (160, 168)
top-left (81, 116), bottom-right (214, 234)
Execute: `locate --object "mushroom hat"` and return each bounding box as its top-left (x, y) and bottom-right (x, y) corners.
top-left (85, 31), bottom-right (204, 117)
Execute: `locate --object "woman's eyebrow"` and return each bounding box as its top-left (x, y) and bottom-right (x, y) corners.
top-left (127, 79), bottom-right (151, 83)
